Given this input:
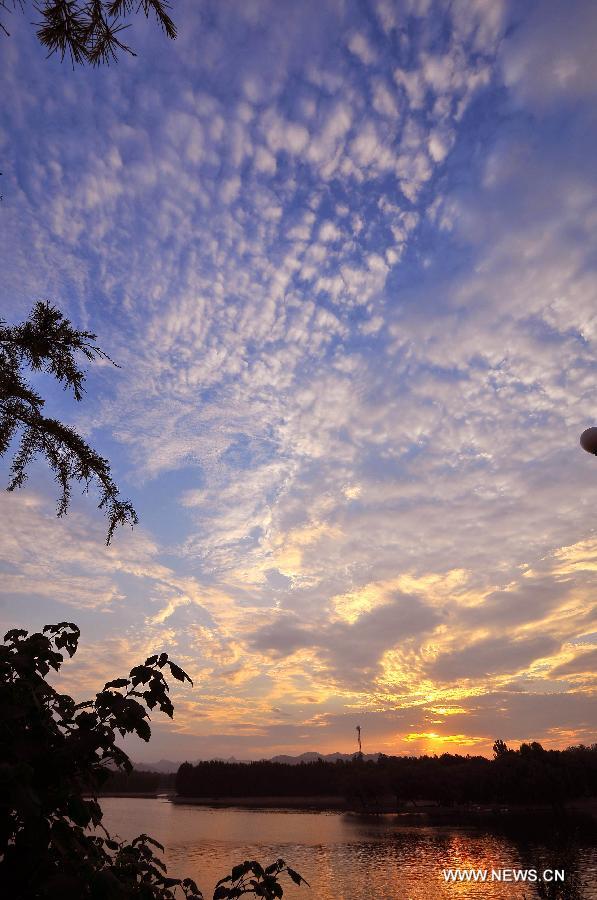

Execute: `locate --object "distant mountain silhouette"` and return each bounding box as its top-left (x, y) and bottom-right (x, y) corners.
top-left (135, 752), bottom-right (379, 772)
top-left (271, 752), bottom-right (380, 765)
top-left (133, 756), bottom-right (243, 773)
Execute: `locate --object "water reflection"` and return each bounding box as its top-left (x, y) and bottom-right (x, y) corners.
top-left (99, 799), bottom-right (597, 899)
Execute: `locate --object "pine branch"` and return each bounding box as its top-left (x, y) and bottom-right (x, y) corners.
top-left (1, 302), bottom-right (138, 544)
top-left (0, 300), bottom-right (113, 401)
top-left (2, 0), bottom-right (176, 64)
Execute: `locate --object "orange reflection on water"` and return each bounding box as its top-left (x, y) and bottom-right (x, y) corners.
top-left (99, 799), bottom-right (596, 900)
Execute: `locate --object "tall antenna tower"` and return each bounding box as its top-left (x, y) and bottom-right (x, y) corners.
top-left (356, 725), bottom-right (362, 755)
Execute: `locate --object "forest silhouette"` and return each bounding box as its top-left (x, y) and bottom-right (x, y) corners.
top-left (171, 744), bottom-right (597, 811)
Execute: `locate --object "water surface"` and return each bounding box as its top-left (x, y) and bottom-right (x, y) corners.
top-left (100, 797), bottom-right (597, 899)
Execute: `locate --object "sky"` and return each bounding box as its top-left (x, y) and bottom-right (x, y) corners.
top-left (1, 0), bottom-right (596, 763)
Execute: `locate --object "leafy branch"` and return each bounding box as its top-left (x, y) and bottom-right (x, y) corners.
top-left (214, 859), bottom-right (309, 900)
top-left (0, 623), bottom-right (307, 899)
top-left (0, 623), bottom-right (202, 897)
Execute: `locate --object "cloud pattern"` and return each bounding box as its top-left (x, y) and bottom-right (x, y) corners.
top-left (1, 0), bottom-right (596, 760)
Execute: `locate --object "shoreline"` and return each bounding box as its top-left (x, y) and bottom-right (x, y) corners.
top-left (95, 794), bottom-right (597, 823)
top-left (169, 796), bottom-right (597, 820)
top-left (94, 792), bottom-right (161, 799)
top-left (171, 795), bottom-right (346, 810)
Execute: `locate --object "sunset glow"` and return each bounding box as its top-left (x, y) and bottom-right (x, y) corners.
top-left (1, 0), bottom-right (596, 764)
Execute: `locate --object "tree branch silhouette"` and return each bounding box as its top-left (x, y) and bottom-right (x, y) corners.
top-left (0, 0), bottom-right (176, 65)
top-left (0, 301), bottom-right (137, 544)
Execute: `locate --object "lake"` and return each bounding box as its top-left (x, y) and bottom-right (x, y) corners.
top-left (100, 797), bottom-right (597, 899)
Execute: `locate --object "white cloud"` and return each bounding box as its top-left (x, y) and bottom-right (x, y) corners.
top-left (319, 220), bottom-right (342, 242)
top-left (372, 78), bottom-right (400, 119)
top-left (347, 32), bottom-right (377, 66)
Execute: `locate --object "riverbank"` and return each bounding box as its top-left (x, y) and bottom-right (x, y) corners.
top-left (171, 795), bottom-right (597, 821)
top-left (171, 794), bottom-right (346, 810)
top-left (93, 792), bottom-right (597, 824)
top-left (95, 791), bottom-right (161, 799)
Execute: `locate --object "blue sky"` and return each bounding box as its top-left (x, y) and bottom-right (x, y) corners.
top-left (1, 0), bottom-right (596, 761)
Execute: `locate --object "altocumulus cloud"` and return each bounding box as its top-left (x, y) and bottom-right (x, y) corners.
top-left (0, 0), bottom-right (596, 760)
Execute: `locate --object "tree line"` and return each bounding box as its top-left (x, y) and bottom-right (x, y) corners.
top-left (99, 769), bottom-right (176, 794)
top-left (175, 743), bottom-right (597, 810)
